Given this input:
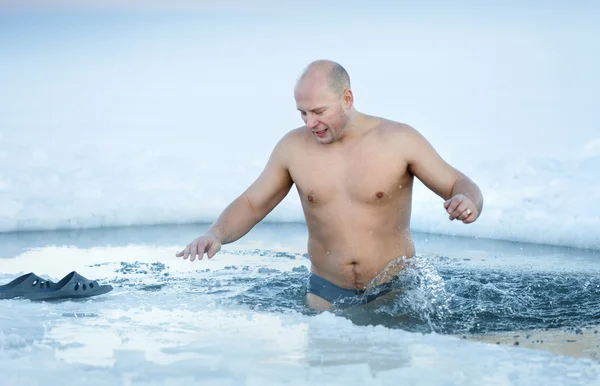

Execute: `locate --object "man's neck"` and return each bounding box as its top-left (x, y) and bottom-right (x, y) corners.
top-left (337, 112), bottom-right (372, 143)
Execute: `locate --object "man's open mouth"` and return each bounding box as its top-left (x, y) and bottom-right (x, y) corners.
top-left (314, 129), bottom-right (327, 137)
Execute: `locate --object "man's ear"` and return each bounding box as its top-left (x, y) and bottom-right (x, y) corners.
top-left (343, 89), bottom-right (354, 109)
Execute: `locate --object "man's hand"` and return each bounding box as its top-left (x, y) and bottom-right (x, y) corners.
top-left (444, 194), bottom-right (480, 223)
top-left (176, 233), bottom-right (222, 262)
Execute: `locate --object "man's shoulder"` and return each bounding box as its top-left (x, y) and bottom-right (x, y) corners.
top-left (285, 126), bottom-right (309, 139)
top-left (275, 126), bottom-right (310, 148)
top-left (372, 117), bottom-right (421, 141)
top-left (269, 126), bottom-right (308, 163)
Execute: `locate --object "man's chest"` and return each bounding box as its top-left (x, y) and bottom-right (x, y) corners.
top-left (289, 147), bottom-right (411, 205)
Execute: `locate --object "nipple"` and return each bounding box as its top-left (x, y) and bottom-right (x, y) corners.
top-left (376, 192), bottom-right (384, 199)
top-left (307, 194), bottom-right (314, 202)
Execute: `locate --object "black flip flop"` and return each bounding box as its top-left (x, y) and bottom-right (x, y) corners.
top-left (26, 271), bottom-right (113, 301)
top-left (0, 272), bottom-right (55, 300)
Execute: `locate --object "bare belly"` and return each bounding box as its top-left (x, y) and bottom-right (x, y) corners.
top-left (307, 224), bottom-right (415, 291)
top-left (291, 130), bottom-right (417, 291)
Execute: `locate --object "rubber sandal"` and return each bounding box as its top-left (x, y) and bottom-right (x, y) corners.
top-left (0, 272), bottom-right (55, 300)
top-left (25, 271), bottom-right (113, 301)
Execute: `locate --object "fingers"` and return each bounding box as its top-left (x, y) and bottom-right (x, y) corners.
top-left (188, 243), bottom-right (197, 262)
top-left (443, 199), bottom-right (452, 211)
top-left (179, 244), bottom-right (191, 260)
top-left (176, 238), bottom-right (216, 262)
top-left (456, 207), bottom-right (471, 222)
top-left (444, 197), bottom-right (461, 217)
top-left (191, 240), bottom-right (209, 262)
top-left (445, 196), bottom-right (477, 223)
top-left (462, 209), bottom-right (478, 224)
top-left (446, 198), bottom-right (467, 220)
top-left (206, 242), bottom-right (221, 259)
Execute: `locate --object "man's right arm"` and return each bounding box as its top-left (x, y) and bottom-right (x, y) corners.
top-left (207, 133), bottom-right (295, 244)
top-left (177, 131), bottom-right (295, 261)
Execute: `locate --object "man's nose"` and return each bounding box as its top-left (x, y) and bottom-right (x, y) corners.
top-left (307, 116), bottom-right (319, 129)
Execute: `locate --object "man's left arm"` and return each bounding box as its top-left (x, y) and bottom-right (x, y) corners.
top-left (401, 125), bottom-right (483, 224)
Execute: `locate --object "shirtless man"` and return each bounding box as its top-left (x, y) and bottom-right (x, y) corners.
top-left (176, 60), bottom-right (483, 311)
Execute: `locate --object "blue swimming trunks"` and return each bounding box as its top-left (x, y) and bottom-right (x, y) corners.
top-left (306, 272), bottom-right (393, 308)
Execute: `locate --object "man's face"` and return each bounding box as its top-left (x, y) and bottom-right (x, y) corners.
top-left (294, 78), bottom-right (350, 145)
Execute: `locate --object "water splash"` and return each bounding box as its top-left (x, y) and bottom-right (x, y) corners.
top-left (84, 250), bottom-right (600, 337)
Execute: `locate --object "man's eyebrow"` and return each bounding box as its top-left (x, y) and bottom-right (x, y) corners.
top-left (297, 107), bottom-right (326, 112)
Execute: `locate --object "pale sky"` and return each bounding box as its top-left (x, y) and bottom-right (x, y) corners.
top-left (1, 1), bottom-right (598, 165)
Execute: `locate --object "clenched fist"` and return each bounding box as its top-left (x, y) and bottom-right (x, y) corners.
top-left (444, 194), bottom-right (480, 223)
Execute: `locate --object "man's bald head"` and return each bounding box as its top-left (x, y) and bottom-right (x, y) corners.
top-left (294, 60), bottom-right (357, 144)
top-left (296, 60), bottom-right (351, 96)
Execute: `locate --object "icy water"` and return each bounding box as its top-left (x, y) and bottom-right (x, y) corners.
top-left (1, 223), bottom-right (600, 385)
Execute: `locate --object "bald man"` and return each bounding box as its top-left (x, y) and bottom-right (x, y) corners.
top-left (176, 60), bottom-right (483, 311)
